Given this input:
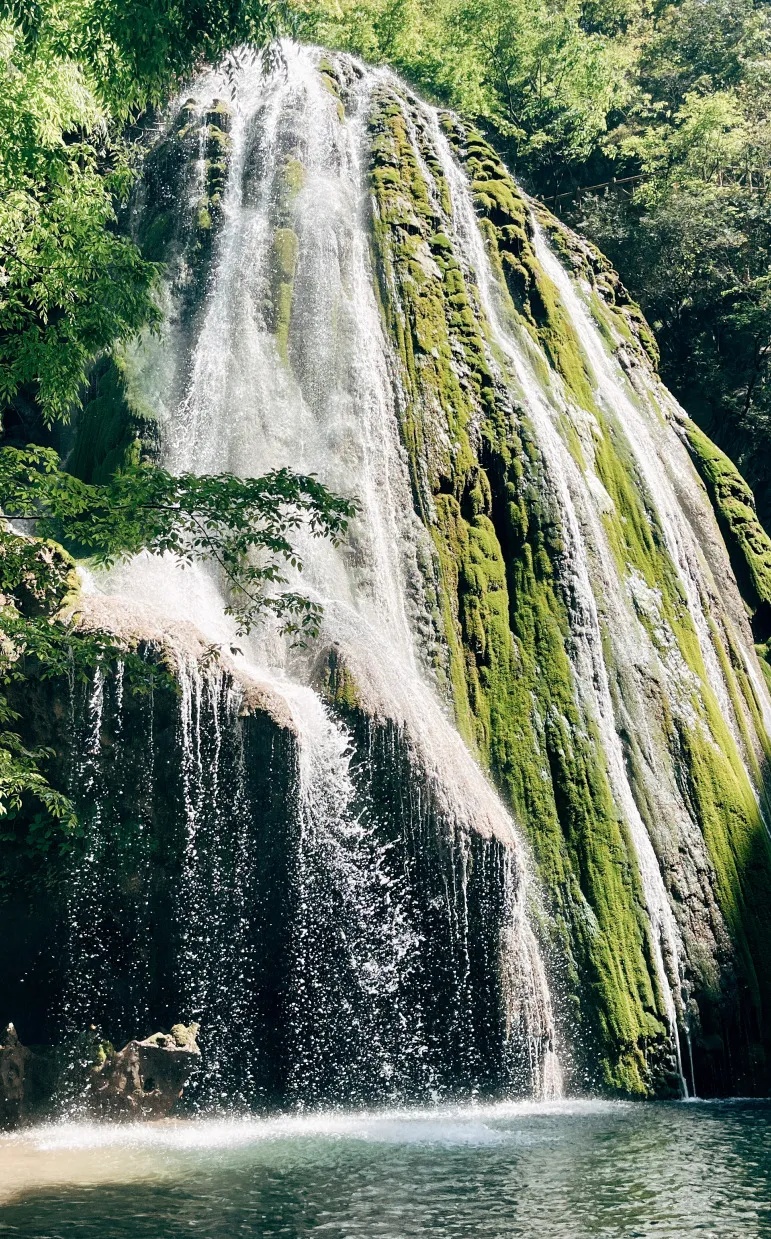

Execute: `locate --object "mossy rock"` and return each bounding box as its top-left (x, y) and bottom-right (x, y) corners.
top-left (135, 96), bottom-right (234, 315)
top-left (367, 86), bottom-right (675, 1094)
top-left (683, 420), bottom-right (771, 636)
top-left (68, 354), bottom-right (159, 485)
top-left (267, 228), bottom-right (299, 364)
top-left (281, 157), bottom-right (306, 201)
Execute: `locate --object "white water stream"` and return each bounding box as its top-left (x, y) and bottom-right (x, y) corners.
top-left (78, 45), bottom-right (561, 1099)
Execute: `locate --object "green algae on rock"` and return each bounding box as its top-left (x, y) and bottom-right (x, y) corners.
top-left (368, 85), bottom-right (676, 1094)
top-left (367, 77), bottom-right (771, 1096)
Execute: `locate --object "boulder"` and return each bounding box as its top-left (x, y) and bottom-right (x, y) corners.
top-left (89, 1022), bottom-right (200, 1118)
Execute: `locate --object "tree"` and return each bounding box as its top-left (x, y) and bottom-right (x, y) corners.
top-left (571, 0), bottom-right (771, 527)
top-left (298, 0), bottom-right (624, 190)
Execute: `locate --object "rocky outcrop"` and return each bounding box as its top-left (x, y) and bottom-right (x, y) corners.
top-left (89, 1023), bottom-right (200, 1118)
top-left (680, 419), bottom-right (771, 645)
top-left (0, 1022), bottom-right (200, 1127)
top-left (0, 1024), bottom-right (30, 1129)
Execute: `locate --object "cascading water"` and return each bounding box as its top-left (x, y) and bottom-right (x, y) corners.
top-left (45, 38), bottom-right (771, 1106)
top-left (61, 43), bottom-right (561, 1106)
top-left (174, 660), bottom-right (261, 1106)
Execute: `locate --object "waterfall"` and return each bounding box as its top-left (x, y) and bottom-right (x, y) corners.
top-left (59, 664), bottom-right (155, 1108)
top-left (412, 113), bottom-right (688, 1085)
top-left (175, 660), bottom-right (260, 1106)
top-left (56, 39), bottom-right (771, 1103)
top-left (67, 43), bottom-right (561, 1105)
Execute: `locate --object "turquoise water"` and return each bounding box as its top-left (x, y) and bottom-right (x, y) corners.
top-left (1, 1100), bottom-right (770, 1237)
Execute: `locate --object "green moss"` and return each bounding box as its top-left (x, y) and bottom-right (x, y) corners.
top-left (368, 87), bottom-right (771, 1096)
top-left (534, 203), bottom-right (660, 368)
top-left (320, 646), bottom-right (362, 712)
top-left (757, 643), bottom-right (771, 692)
top-left (591, 401), bottom-right (771, 1054)
top-left (368, 89), bottom-right (674, 1093)
top-left (139, 210), bottom-right (176, 263)
top-left (267, 228), bottom-right (299, 364)
top-left (677, 720), bottom-right (771, 1030)
top-left (271, 227), bottom-right (299, 282)
top-left (318, 59), bottom-right (346, 120)
top-left (68, 354), bottom-right (158, 484)
top-left (282, 157), bottom-right (306, 201)
top-left (133, 94), bottom-right (235, 325)
top-left (584, 384), bottom-right (771, 933)
top-left (443, 123), bottom-right (599, 412)
top-left (457, 478), bottom-right (667, 1093)
top-left (452, 124), bottom-right (659, 387)
top-left (683, 420), bottom-right (771, 624)
top-left (368, 95), bottom-right (482, 501)
top-left (138, 97), bottom-right (233, 290)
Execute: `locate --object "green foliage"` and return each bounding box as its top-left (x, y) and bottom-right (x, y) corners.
top-left (2, 0), bottom-right (287, 115)
top-left (0, 18), bottom-right (159, 423)
top-left (298, 0), bottom-right (623, 183)
top-left (566, 0), bottom-right (771, 532)
top-left (0, 445), bottom-right (355, 636)
top-left (0, 0), bottom-right (287, 426)
top-left (294, 0), bottom-right (771, 539)
top-left (0, 527), bottom-right (128, 833)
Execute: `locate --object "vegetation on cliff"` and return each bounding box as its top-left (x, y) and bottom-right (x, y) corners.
top-left (365, 81), bottom-right (771, 1093)
top-left (367, 90), bottom-right (673, 1093)
top-left (300, 0), bottom-right (771, 537)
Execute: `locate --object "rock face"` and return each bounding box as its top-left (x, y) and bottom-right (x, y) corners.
top-left (89, 1024), bottom-right (201, 1118)
top-left (0, 1024), bottom-right (30, 1129)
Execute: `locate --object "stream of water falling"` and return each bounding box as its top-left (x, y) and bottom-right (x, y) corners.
top-left (77, 44), bottom-right (561, 1102)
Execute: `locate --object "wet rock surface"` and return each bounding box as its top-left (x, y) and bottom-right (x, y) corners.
top-left (89, 1023), bottom-right (201, 1118)
top-left (0, 1023), bottom-right (200, 1127)
top-left (0, 1024), bottom-right (30, 1129)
